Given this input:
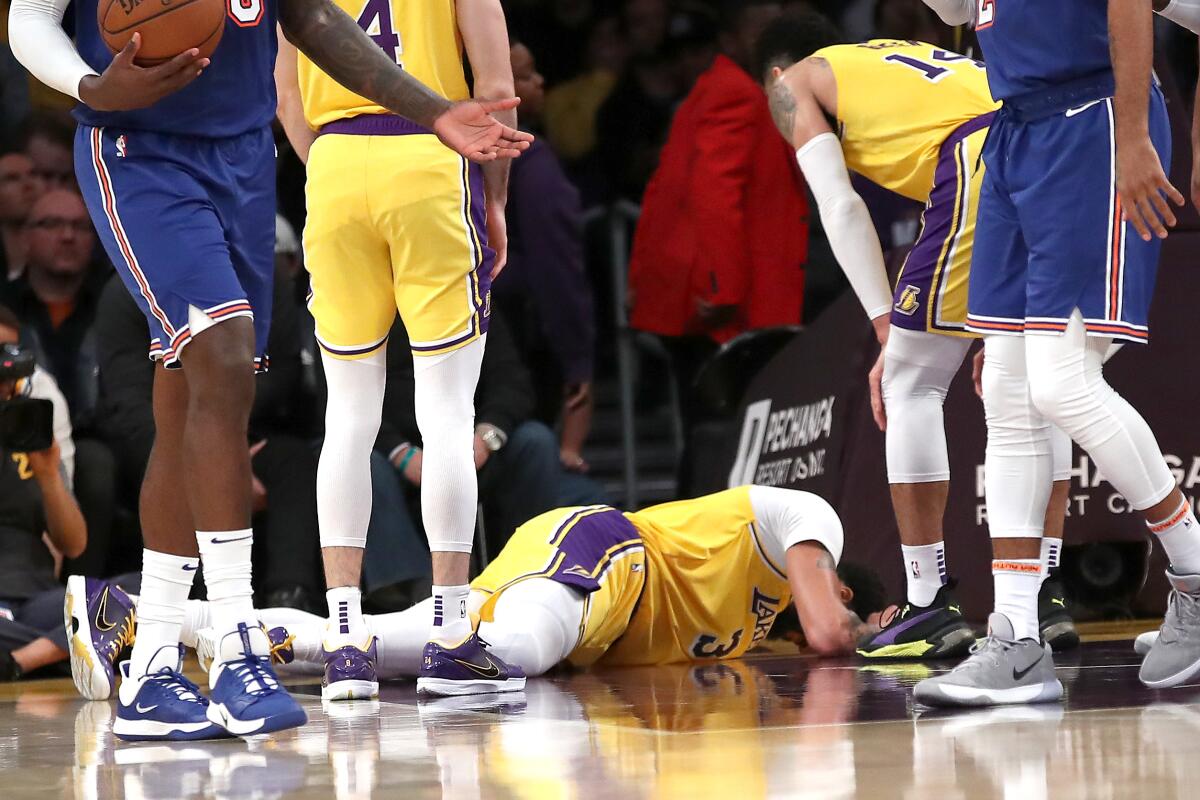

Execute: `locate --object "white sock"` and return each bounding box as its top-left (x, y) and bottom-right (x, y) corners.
top-left (196, 529), bottom-right (256, 637)
top-left (901, 542), bottom-right (947, 607)
top-left (1148, 498), bottom-right (1200, 575)
top-left (1040, 537), bottom-right (1062, 582)
top-left (179, 599), bottom-right (211, 648)
top-left (325, 586), bottom-right (368, 647)
top-left (431, 584), bottom-right (472, 644)
top-left (992, 559), bottom-right (1043, 641)
top-left (123, 550), bottom-right (197, 700)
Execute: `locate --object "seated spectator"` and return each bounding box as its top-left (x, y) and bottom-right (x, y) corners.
top-left (1, 189), bottom-right (116, 573)
top-left (498, 43), bottom-right (597, 473)
top-left (542, 15), bottom-right (628, 163)
top-left (0, 150), bottom-right (36, 280)
top-left (22, 111), bottom-right (75, 195)
top-left (92, 226), bottom-right (325, 608)
top-left (376, 311), bottom-right (609, 559)
top-left (0, 328), bottom-right (86, 680)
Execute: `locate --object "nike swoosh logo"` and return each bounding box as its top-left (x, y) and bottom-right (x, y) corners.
top-left (451, 656), bottom-right (502, 679)
top-left (1012, 658), bottom-right (1042, 681)
top-left (210, 535), bottom-right (253, 544)
top-left (135, 703), bottom-right (158, 714)
top-left (182, 564), bottom-right (199, 571)
top-left (1064, 99), bottom-right (1103, 118)
top-left (94, 587), bottom-right (117, 632)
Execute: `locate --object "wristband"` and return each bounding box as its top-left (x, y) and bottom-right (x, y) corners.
top-left (396, 446), bottom-right (420, 475)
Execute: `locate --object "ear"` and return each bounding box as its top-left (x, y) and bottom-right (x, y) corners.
top-left (771, 66), bottom-right (784, 79)
top-left (839, 584), bottom-right (854, 606)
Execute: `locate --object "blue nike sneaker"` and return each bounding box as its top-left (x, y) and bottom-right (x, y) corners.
top-left (322, 637), bottom-right (379, 701)
top-left (207, 623), bottom-right (307, 737)
top-left (417, 634), bottom-right (526, 697)
top-left (64, 575), bottom-right (136, 700)
top-left (113, 644), bottom-right (229, 742)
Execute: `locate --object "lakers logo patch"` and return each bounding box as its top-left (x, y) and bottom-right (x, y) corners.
top-left (894, 285), bottom-right (921, 316)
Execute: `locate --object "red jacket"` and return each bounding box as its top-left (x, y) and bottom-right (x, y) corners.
top-left (628, 55), bottom-right (809, 343)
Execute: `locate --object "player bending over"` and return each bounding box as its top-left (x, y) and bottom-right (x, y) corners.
top-left (72, 487), bottom-right (890, 694)
top-left (12, 0), bottom-right (528, 741)
top-left (756, 12), bottom-right (1077, 661)
top-left (912, 0), bottom-right (1200, 707)
top-left (272, 0), bottom-right (522, 701)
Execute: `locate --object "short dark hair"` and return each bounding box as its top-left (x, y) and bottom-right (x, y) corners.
top-left (753, 9), bottom-right (842, 83)
top-left (837, 561), bottom-right (888, 620)
top-left (0, 303), bottom-right (20, 334)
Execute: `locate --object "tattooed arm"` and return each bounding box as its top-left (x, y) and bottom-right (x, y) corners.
top-left (277, 0), bottom-right (531, 161)
top-left (786, 543), bottom-right (861, 656)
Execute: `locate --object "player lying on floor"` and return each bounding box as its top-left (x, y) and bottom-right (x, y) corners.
top-left (68, 487), bottom-right (890, 697)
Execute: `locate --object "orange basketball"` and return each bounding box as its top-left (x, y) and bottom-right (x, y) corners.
top-left (97, 0), bottom-right (226, 66)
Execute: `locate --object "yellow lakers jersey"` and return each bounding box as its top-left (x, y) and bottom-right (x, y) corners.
top-left (814, 40), bottom-right (999, 201)
top-left (601, 487), bottom-right (793, 667)
top-left (297, 0), bottom-right (471, 129)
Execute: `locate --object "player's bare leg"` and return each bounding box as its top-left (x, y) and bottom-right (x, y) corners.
top-left (182, 317), bottom-right (305, 735)
top-left (315, 349), bottom-right (386, 701)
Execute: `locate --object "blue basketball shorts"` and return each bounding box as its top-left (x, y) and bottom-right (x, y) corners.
top-left (967, 86), bottom-right (1171, 344)
top-left (75, 125), bottom-right (275, 369)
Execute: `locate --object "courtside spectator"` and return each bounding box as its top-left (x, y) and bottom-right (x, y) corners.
top-left (22, 112), bottom-right (74, 194)
top-left (0, 151), bottom-right (36, 280)
top-left (498, 43), bottom-right (597, 473)
top-left (628, 0), bottom-right (808, 427)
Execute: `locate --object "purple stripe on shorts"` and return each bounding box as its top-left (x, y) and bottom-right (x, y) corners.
top-left (319, 114), bottom-right (431, 137)
top-left (545, 509), bottom-right (641, 593)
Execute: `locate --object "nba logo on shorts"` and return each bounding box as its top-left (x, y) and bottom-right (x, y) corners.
top-left (115, 135), bottom-right (128, 159)
top-left (894, 285), bottom-right (921, 316)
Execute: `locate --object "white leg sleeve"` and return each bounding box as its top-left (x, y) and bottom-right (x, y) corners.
top-left (1050, 424), bottom-right (1073, 482)
top-left (982, 334), bottom-right (1053, 538)
top-left (1159, 0), bottom-right (1200, 33)
top-left (317, 349), bottom-right (387, 549)
top-left (477, 579), bottom-right (585, 677)
top-left (881, 329), bottom-right (972, 484)
top-left (415, 337), bottom-right (486, 554)
top-left (1026, 312), bottom-right (1175, 510)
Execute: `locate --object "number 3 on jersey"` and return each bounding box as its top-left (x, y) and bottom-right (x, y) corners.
top-left (977, 0), bottom-right (996, 30)
top-left (357, 0), bottom-right (404, 65)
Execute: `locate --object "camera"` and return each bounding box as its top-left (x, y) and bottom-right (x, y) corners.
top-left (0, 342), bottom-right (54, 453)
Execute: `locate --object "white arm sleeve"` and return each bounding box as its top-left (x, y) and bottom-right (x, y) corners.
top-left (748, 485), bottom-right (845, 572)
top-left (921, 0), bottom-right (976, 26)
top-left (1159, 0), bottom-right (1200, 34)
top-left (796, 134), bottom-right (893, 320)
top-left (8, 0), bottom-right (97, 102)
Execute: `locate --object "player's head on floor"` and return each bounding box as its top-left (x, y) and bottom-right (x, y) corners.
top-left (769, 560), bottom-right (888, 643)
top-left (753, 8), bottom-right (842, 86)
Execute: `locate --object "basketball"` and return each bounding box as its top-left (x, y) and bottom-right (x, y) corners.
top-left (97, 0), bottom-right (226, 66)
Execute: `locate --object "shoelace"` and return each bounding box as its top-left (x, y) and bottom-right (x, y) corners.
top-left (103, 616), bottom-right (136, 661)
top-left (949, 636), bottom-right (1013, 675)
top-left (227, 655), bottom-right (281, 695)
top-left (270, 632), bottom-right (297, 666)
top-left (148, 669), bottom-right (205, 704)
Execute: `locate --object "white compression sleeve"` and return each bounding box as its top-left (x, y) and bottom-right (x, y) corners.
top-left (478, 579), bottom-right (585, 677)
top-left (415, 336), bottom-right (486, 553)
top-left (881, 329), bottom-right (972, 484)
top-left (748, 485), bottom-right (845, 567)
top-left (796, 134), bottom-right (893, 320)
top-left (8, 0), bottom-right (97, 101)
top-left (1159, 0), bottom-right (1200, 34)
top-left (921, 0), bottom-right (975, 25)
top-left (317, 348), bottom-right (387, 549)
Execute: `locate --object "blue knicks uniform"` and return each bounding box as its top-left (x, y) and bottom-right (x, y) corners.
top-left (72, 1), bottom-right (278, 367)
top-left (966, 0), bottom-right (1170, 343)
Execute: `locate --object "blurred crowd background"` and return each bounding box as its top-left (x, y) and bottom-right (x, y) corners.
top-left (0, 0), bottom-right (1197, 677)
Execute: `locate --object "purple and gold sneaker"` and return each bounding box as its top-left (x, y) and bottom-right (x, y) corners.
top-left (322, 637), bottom-right (379, 701)
top-left (65, 575), bottom-right (136, 700)
top-left (857, 581), bottom-right (975, 661)
top-left (417, 634), bottom-right (526, 697)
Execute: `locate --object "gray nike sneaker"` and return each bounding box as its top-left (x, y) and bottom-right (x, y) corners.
top-left (913, 613), bottom-right (1063, 708)
top-left (1139, 570), bottom-right (1200, 688)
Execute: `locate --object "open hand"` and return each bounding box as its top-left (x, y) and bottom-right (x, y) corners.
top-left (1117, 130), bottom-right (1184, 241)
top-left (432, 98), bottom-right (533, 163)
top-left (79, 34), bottom-right (209, 112)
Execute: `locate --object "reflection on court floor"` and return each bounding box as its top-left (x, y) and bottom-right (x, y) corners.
top-left (2, 639), bottom-right (1198, 799)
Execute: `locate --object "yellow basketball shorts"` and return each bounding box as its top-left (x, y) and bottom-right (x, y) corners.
top-left (890, 121), bottom-right (989, 338)
top-left (303, 127), bottom-right (494, 358)
top-left (471, 506), bottom-right (647, 668)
